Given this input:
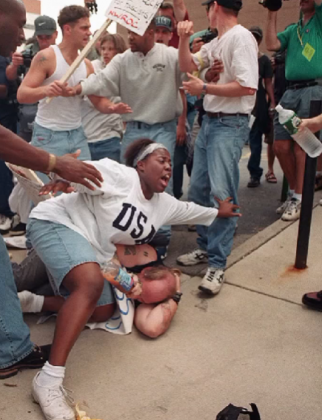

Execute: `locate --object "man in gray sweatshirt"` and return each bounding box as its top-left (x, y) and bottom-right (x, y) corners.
top-left (75, 21), bottom-right (184, 177)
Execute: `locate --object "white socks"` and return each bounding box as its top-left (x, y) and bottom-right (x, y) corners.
top-left (293, 193), bottom-right (302, 202)
top-left (18, 291), bottom-right (44, 313)
top-left (37, 362), bottom-right (66, 388)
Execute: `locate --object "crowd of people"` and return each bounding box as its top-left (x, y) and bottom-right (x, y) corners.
top-left (1, 0), bottom-right (322, 419)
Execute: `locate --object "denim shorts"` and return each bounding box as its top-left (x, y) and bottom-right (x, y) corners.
top-left (274, 85), bottom-right (322, 141)
top-left (26, 219), bottom-right (114, 306)
top-left (31, 122), bottom-right (91, 160)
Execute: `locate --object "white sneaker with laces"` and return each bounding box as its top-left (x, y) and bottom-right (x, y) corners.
top-left (276, 196), bottom-right (292, 215)
top-left (176, 248), bottom-right (208, 266)
top-left (0, 214), bottom-right (11, 232)
top-left (199, 268), bottom-right (225, 295)
top-left (32, 372), bottom-right (75, 420)
top-left (281, 198), bottom-right (301, 221)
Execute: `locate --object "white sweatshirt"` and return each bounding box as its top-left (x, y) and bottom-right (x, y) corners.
top-left (30, 159), bottom-right (218, 263)
top-left (81, 43), bottom-right (184, 125)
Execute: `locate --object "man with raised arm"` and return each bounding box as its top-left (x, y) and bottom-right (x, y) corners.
top-left (176, 0), bottom-right (258, 295)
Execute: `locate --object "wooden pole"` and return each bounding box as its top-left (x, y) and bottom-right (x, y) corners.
top-left (46, 18), bottom-right (112, 104)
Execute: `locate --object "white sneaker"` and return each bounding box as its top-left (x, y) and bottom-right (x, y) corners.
top-left (198, 268), bottom-right (225, 295)
top-left (0, 214), bottom-right (11, 232)
top-left (276, 196), bottom-right (292, 214)
top-left (32, 372), bottom-right (75, 420)
top-left (281, 198), bottom-right (301, 221)
top-left (177, 248), bottom-right (208, 266)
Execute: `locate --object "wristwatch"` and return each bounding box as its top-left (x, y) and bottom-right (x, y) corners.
top-left (202, 83), bottom-right (208, 94)
top-left (171, 292), bottom-right (183, 304)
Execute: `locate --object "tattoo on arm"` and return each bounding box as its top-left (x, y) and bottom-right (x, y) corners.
top-left (124, 246), bottom-right (137, 256)
top-left (36, 54), bottom-right (47, 65)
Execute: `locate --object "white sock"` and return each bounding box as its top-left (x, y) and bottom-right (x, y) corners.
top-left (289, 189), bottom-right (295, 198)
top-left (293, 193), bottom-right (302, 202)
top-left (18, 291), bottom-right (44, 313)
top-left (37, 362), bottom-right (65, 387)
top-left (316, 171), bottom-right (322, 176)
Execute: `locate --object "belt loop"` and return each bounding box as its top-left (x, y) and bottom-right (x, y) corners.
top-left (138, 122), bottom-right (142, 129)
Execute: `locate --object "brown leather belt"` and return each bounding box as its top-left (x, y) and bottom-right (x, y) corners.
top-left (206, 112), bottom-right (248, 118)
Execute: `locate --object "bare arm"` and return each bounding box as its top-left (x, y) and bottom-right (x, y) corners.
top-left (0, 125), bottom-right (103, 188)
top-left (88, 95), bottom-right (132, 115)
top-left (172, 0), bottom-right (188, 22)
top-left (206, 81), bottom-right (256, 97)
top-left (176, 89), bottom-right (187, 146)
top-left (178, 21), bottom-right (198, 73)
top-left (17, 50), bottom-right (51, 103)
top-left (264, 77), bottom-right (276, 108)
top-left (134, 300), bottom-right (179, 338)
top-left (6, 52), bottom-right (24, 81)
top-left (266, 11), bottom-right (281, 51)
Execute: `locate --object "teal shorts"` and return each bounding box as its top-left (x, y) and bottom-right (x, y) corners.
top-left (27, 219), bottom-right (115, 307)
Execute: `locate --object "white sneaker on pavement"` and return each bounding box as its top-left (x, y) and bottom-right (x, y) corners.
top-left (32, 372), bottom-right (75, 420)
top-left (281, 198), bottom-right (301, 221)
top-left (0, 214), bottom-right (11, 232)
top-left (176, 248), bottom-right (208, 266)
top-left (198, 268), bottom-right (225, 295)
top-left (276, 196), bottom-right (292, 215)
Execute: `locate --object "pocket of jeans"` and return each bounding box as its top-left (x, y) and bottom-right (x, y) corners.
top-left (32, 129), bottom-right (54, 147)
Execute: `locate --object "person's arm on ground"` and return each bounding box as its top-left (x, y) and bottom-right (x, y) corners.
top-left (176, 89), bottom-right (187, 146)
top-left (134, 274), bottom-right (181, 338)
top-left (266, 11), bottom-right (282, 51)
top-left (6, 52), bottom-right (23, 81)
top-left (178, 21), bottom-right (198, 73)
top-left (0, 126), bottom-right (103, 188)
top-left (172, 0), bottom-right (188, 22)
top-left (17, 49), bottom-right (73, 103)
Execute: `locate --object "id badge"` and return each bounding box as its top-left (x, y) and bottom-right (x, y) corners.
top-left (302, 43), bottom-right (316, 61)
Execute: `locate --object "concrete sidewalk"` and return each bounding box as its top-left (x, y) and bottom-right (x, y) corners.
top-left (2, 207), bottom-right (322, 420)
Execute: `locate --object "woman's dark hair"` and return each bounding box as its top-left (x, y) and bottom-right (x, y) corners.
top-left (124, 138), bottom-right (155, 167)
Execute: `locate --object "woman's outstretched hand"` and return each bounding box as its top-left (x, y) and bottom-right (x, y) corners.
top-left (216, 196), bottom-right (241, 218)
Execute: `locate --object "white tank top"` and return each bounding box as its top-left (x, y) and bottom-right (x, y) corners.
top-left (35, 45), bottom-right (87, 131)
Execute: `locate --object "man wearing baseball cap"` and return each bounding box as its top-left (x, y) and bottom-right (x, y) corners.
top-left (34, 15), bottom-right (58, 51)
top-left (176, 0), bottom-right (258, 295)
top-left (155, 16), bottom-right (174, 45)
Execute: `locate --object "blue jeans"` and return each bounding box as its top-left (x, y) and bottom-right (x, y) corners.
top-left (89, 137), bottom-right (121, 162)
top-left (189, 115), bottom-right (248, 269)
top-left (0, 235), bottom-right (33, 368)
top-left (31, 123), bottom-right (91, 184)
top-left (121, 120), bottom-right (177, 244)
top-left (247, 118), bottom-right (263, 180)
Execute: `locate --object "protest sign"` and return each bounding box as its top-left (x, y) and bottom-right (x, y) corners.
top-left (105, 0), bottom-right (163, 36)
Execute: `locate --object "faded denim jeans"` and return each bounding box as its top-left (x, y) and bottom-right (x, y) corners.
top-left (188, 114), bottom-right (249, 269)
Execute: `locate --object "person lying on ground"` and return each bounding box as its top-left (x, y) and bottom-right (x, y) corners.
top-left (15, 243), bottom-right (182, 339)
top-left (26, 138), bottom-right (240, 420)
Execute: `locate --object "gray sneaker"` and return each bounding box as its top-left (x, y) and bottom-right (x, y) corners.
top-left (199, 268), bottom-right (225, 295)
top-left (177, 248), bottom-right (208, 266)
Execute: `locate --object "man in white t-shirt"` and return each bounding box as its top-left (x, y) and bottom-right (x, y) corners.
top-left (176, 0), bottom-right (258, 295)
